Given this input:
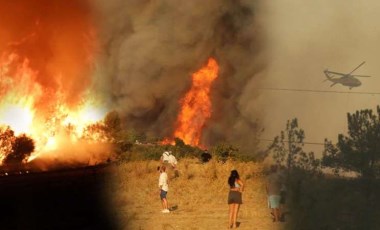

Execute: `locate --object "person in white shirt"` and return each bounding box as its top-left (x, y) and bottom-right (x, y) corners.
top-left (161, 151), bottom-right (171, 163)
top-left (161, 151), bottom-right (179, 177)
top-left (158, 165), bottom-right (170, 213)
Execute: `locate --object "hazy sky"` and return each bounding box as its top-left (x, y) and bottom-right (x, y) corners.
top-left (256, 0), bottom-right (380, 153)
top-left (91, 0), bottom-right (380, 155)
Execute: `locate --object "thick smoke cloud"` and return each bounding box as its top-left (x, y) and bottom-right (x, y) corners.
top-left (93, 0), bottom-right (266, 151)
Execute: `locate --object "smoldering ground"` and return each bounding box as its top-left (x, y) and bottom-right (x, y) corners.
top-left (92, 0), bottom-right (267, 152)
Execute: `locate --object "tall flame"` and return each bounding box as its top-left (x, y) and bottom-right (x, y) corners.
top-left (0, 51), bottom-right (109, 164)
top-left (172, 58), bottom-right (219, 146)
top-left (0, 1), bottom-right (111, 167)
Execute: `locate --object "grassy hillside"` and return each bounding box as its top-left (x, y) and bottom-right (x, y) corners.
top-left (107, 158), bottom-right (284, 230)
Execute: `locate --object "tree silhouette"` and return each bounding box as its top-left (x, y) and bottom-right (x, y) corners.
top-left (323, 106), bottom-right (380, 179)
top-left (3, 134), bottom-right (35, 166)
top-left (269, 118), bottom-right (319, 172)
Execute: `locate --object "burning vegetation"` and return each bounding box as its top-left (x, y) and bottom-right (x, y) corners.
top-left (164, 58), bottom-right (219, 147)
top-left (1, 0), bottom-right (265, 169)
top-left (0, 1), bottom-right (112, 171)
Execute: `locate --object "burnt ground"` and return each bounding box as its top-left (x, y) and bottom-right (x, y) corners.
top-left (0, 164), bottom-right (118, 230)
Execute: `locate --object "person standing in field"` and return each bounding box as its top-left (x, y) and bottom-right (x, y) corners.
top-left (227, 170), bottom-right (244, 229)
top-left (266, 165), bottom-right (282, 222)
top-left (161, 150), bottom-right (171, 164)
top-left (161, 151), bottom-right (179, 177)
top-left (158, 165), bottom-right (170, 213)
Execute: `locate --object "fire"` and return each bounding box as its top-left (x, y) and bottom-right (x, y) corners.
top-left (0, 1), bottom-right (112, 168)
top-left (0, 53), bottom-right (109, 163)
top-left (170, 58), bottom-right (219, 146)
top-left (0, 53), bottom-right (40, 136)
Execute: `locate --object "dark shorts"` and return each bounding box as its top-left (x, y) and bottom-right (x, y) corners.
top-left (228, 190), bottom-right (242, 204)
top-left (160, 190), bottom-right (167, 200)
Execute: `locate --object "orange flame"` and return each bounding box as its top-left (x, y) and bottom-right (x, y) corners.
top-left (0, 1), bottom-right (111, 167)
top-left (171, 58), bottom-right (219, 146)
top-left (0, 51), bottom-right (109, 164)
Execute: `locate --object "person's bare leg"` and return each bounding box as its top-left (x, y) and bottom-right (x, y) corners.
top-left (162, 198), bottom-right (168, 210)
top-left (274, 208), bottom-right (280, 222)
top-left (232, 204), bottom-right (239, 228)
top-left (161, 199), bottom-right (165, 210)
top-left (229, 204), bottom-right (234, 228)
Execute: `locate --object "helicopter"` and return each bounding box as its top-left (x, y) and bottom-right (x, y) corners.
top-left (323, 61), bottom-right (371, 89)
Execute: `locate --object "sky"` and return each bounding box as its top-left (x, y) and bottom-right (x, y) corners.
top-left (256, 0), bottom-right (380, 154)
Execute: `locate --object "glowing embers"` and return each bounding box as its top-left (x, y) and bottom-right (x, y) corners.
top-left (172, 58), bottom-right (219, 146)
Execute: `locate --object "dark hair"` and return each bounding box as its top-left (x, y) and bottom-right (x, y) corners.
top-left (228, 170), bottom-right (240, 188)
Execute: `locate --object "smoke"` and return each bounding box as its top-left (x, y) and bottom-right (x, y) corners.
top-left (255, 0), bottom-right (380, 152)
top-left (93, 0), bottom-right (266, 151)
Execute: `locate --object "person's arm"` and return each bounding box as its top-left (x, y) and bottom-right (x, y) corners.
top-left (159, 174), bottom-right (163, 192)
top-left (237, 179), bottom-right (244, 192)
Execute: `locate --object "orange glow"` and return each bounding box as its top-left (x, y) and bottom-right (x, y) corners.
top-left (171, 58), bottom-right (219, 146)
top-left (0, 1), bottom-right (111, 166)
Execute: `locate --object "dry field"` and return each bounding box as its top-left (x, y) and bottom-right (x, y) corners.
top-left (107, 158), bottom-right (285, 230)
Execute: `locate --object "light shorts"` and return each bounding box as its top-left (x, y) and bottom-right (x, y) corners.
top-left (268, 195), bottom-right (281, 209)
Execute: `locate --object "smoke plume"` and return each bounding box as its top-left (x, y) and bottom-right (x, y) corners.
top-left (93, 0), bottom-right (266, 152)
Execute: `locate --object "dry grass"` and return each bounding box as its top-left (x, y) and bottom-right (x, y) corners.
top-left (107, 158), bottom-right (284, 230)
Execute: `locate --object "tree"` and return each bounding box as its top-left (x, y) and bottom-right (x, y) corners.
top-left (0, 126), bottom-right (15, 157)
top-left (82, 111), bottom-right (123, 143)
top-left (269, 118), bottom-right (319, 170)
top-left (104, 111), bottom-right (122, 139)
top-left (323, 107), bottom-right (380, 179)
top-left (211, 142), bottom-right (239, 162)
top-left (3, 134), bottom-right (35, 166)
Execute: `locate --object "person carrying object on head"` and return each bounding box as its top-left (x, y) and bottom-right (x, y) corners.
top-left (160, 150), bottom-right (171, 164)
top-left (161, 151), bottom-right (179, 177)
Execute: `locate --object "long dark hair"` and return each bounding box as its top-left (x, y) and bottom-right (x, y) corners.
top-left (228, 170), bottom-right (240, 188)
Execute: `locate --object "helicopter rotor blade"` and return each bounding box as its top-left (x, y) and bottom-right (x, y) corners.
top-left (351, 75), bottom-right (371, 78)
top-left (348, 61), bottom-right (366, 75)
top-left (325, 70), bottom-right (345, 76)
